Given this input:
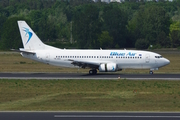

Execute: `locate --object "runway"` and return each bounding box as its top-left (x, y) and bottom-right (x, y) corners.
top-left (0, 73), bottom-right (180, 80)
top-left (1, 112), bottom-right (180, 120)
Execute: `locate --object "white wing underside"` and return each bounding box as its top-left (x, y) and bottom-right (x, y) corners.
top-left (68, 59), bottom-right (100, 69)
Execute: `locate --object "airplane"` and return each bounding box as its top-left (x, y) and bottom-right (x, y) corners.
top-left (15, 21), bottom-right (170, 75)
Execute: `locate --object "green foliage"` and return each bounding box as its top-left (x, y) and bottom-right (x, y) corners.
top-left (102, 4), bottom-right (128, 48)
top-left (170, 22), bottom-right (180, 33)
top-left (73, 4), bottom-right (101, 48)
top-left (169, 21), bottom-right (180, 47)
top-left (149, 44), bottom-right (162, 49)
top-left (98, 31), bottom-right (113, 49)
top-left (0, 17), bottom-right (29, 50)
top-left (46, 42), bottom-right (78, 49)
top-left (0, 1), bottom-right (180, 50)
top-left (171, 30), bottom-right (180, 47)
top-left (157, 31), bottom-right (171, 48)
top-left (135, 39), bottom-right (149, 50)
top-left (29, 10), bottom-right (49, 41)
top-left (130, 5), bottom-right (170, 45)
top-left (0, 14), bottom-right (7, 40)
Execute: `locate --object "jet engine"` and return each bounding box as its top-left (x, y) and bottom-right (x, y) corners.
top-left (99, 63), bottom-right (117, 72)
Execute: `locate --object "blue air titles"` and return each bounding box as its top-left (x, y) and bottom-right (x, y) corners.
top-left (110, 52), bottom-right (136, 57)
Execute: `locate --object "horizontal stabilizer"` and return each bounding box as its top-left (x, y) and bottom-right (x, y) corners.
top-left (11, 48), bottom-right (36, 54)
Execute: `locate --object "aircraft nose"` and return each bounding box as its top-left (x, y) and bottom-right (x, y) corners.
top-left (164, 58), bottom-right (170, 65)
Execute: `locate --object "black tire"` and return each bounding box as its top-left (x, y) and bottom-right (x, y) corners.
top-left (93, 70), bottom-right (97, 75)
top-left (89, 70), bottom-right (93, 75)
top-left (89, 69), bottom-right (97, 75)
top-left (149, 71), bottom-right (153, 74)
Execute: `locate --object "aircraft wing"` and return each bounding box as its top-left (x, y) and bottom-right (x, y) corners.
top-left (11, 48), bottom-right (36, 54)
top-left (68, 59), bottom-right (100, 69)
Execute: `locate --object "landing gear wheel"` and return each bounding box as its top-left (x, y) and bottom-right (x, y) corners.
top-left (89, 70), bottom-right (93, 74)
top-left (149, 71), bottom-right (153, 74)
top-left (89, 69), bottom-right (97, 75)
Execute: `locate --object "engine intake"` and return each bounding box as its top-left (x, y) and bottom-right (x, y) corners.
top-left (99, 63), bottom-right (117, 72)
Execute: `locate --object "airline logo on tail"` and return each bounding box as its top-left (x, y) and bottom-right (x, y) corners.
top-left (23, 27), bottom-right (33, 44)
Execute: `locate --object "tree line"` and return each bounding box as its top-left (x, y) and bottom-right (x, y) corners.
top-left (0, 0), bottom-right (180, 50)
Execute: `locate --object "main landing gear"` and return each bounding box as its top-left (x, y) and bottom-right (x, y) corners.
top-left (89, 69), bottom-right (97, 75)
top-left (149, 71), bottom-right (153, 74)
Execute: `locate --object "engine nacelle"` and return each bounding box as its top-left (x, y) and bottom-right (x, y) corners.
top-left (99, 63), bottom-right (117, 72)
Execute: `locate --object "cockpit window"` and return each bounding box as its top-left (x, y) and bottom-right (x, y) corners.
top-left (155, 56), bottom-right (163, 58)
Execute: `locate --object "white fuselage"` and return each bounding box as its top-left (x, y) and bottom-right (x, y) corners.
top-left (21, 49), bottom-right (170, 71)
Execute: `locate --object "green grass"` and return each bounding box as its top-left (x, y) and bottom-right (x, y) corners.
top-left (0, 79), bottom-right (180, 111)
top-left (0, 51), bottom-right (180, 73)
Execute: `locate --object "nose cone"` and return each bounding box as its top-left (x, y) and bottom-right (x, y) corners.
top-left (163, 58), bottom-right (170, 66)
top-left (165, 58), bottom-right (170, 65)
top-left (158, 58), bottom-right (170, 68)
